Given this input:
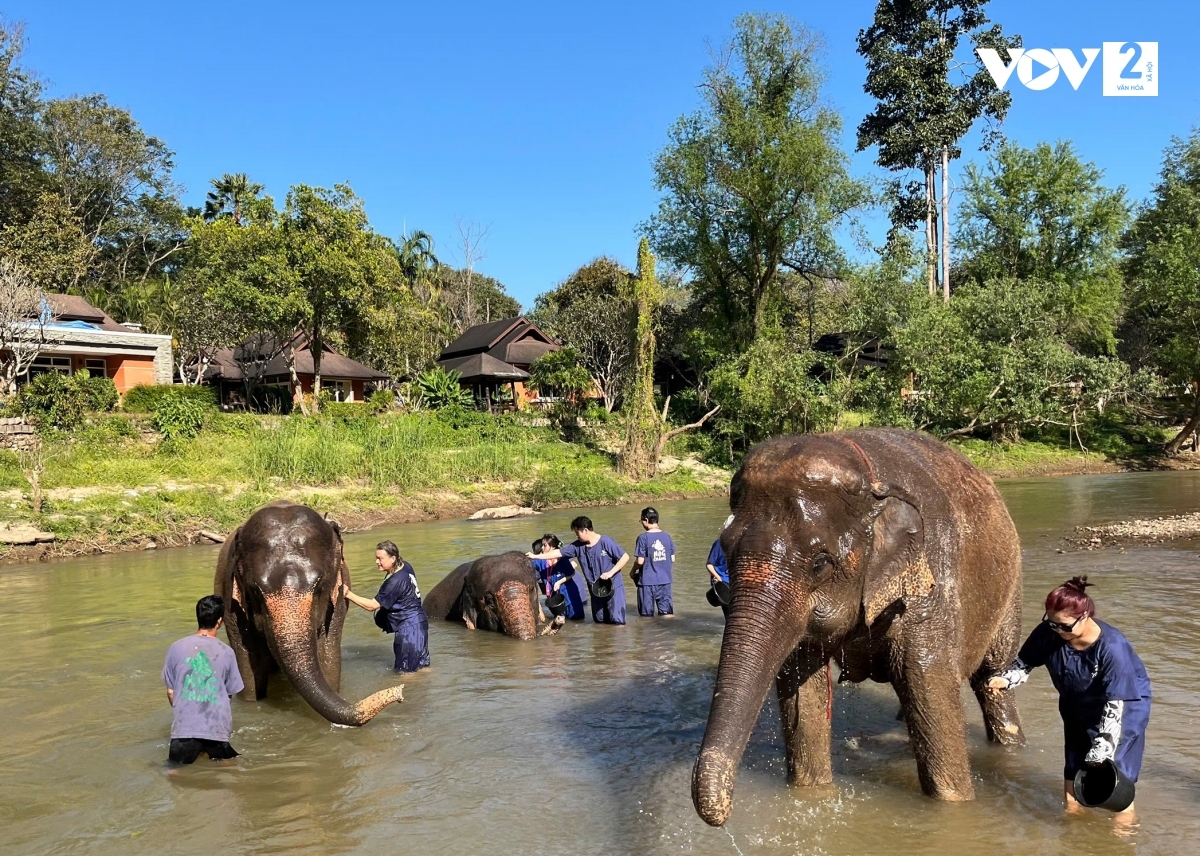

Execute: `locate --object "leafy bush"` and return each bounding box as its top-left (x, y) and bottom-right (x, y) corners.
top-left (417, 367), bottom-right (473, 409)
top-left (152, 396), bottom-right (209, 441)
top-left (17, 371), bottom-right (118, 430)
top-left (368, 389), bottom-right (396, 413)
top-left (123, 384), bottom-right (217, 413)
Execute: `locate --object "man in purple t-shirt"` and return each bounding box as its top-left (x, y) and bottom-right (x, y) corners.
top-left (633, 506), bottom-right (675, 618)
top-left (531, 515), bottom-right (629, 625)
top-left (161, 595), bottom-right (244, 764)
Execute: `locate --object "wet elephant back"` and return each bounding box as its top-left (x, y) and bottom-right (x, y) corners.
top-left (424, 562), bottom-right (473, 620)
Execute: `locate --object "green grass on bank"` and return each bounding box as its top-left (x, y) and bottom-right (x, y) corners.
top-left (0, 411), bottom-right (718, 548)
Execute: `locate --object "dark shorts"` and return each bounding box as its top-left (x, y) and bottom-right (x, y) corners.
top-left (168, 738), bottom-right (239, 765)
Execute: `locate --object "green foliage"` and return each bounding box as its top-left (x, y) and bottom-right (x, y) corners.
top-left (956, 140), bottom-right (1128, 352)
top-left (529, 348), bottom-right (593, 401)
top-left (531, 257), bottom-right (631, 408)
top-left (889, 278), bottom-right (1150, 441)
top-left (151, 395), bottom-right (209, 441)
top-left (416, 367), bottom-right (473, 409)
top-left (646, 13), bottom-right (869, 350)
top-left (857, 0), bottom-right (1019, 238)
top-left (319, 401), bottom-right (374, 422)
top-left (122, 384), bottom-right (217, 413)
top-left (520, 467), bottom-right (627, 509)
top-left (619, 239), bottom-right (663, 478)
top-left (17, 371), bottom-right (118, 430)
top-left (368, 389), bottom-right (396, 413)
top-left (709, 334), bottom-right (840, 447)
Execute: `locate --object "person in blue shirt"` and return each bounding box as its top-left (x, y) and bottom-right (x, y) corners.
top-left (531, 516), bottom-right (628, 625)
top-left (705, 514), bottom-right (734, 617)
top-left (633, 507), bottom-right (675, 617)
top-left (988, 576), bottom-right (1150, 826)
top-left (533, 534), bottom-right (587, 620)
top-left (345, 540), bottom-right (431, 672)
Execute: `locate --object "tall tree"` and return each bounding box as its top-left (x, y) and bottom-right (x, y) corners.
top-left (1123, 129), bottom-right (1200, 454)
top-left (395, 229), bottom-right (441, 304)
top-left (40, 94), bottom-right (186, 289)
top-left (857, 0), bottom-right (1019, 301)
top-left (955, 139), bottom-right (1129, 352)
top-left (646, 13), bottom-right (868, 350)
top-left (0, 20), bottom-right (48, 230)
top-left (531, 257), bottom-right (632, 411)
top-left (203, 172), bottom-right (265, 225)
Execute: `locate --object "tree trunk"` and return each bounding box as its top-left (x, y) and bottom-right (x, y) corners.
top-left (311, 331), bottom-right (323, 413)
top-left (925, 163), bottom-right (937, 297)
top-left (941, 146), bottom-right (950, 305)
top-left (285, 345), bottom-right (310, 416)
top-left (1165, 383), bottom-right (1200, 455)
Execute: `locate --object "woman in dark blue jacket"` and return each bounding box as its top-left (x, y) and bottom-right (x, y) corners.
top-left (989, 577), bottom-right (1150, 824)
top-left (345, 540), bottom-right (431, 672)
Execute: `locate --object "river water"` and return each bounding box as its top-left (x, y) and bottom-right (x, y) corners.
top-left (2, 471), bottom-right (1198, 856)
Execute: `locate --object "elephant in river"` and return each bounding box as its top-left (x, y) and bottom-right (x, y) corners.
top-left (214, 502), bottom-right (404, 726)
top-left (693, 428), bottom-right (1024, 826)
top-left (423, 552), bottom-right (563, 640)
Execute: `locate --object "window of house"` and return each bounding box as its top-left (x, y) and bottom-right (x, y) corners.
top-left (84, 358), bottom-right (108, 378)
top-left (324, 380), bottom-right (351, 402)
top-left (20, 355), bottom-right (73, 383)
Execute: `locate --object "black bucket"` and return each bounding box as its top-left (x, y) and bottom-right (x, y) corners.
top-left (705, 580), bottom-right (731, 608)
top-left (1074, 760), bottom-right (1136, 812)
top-left (591, 577), bottom-right (613, 599)
top-left (545, 591), bottom-right (567, 616)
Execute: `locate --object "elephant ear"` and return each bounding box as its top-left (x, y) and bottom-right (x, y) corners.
top-left (325, 515), bottom-right (348, 608)
top-left (462, 590), bottom-right (478, 631)
top-left (861, 496), bottom-right (935, 626)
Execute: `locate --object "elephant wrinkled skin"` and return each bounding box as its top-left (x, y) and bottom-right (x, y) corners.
top-left (214, 502), bottom-right (403, 726)
top-left (423, 552), bottom-right (561, 640)
top-left (693, 429), bottom-right (1024, 826)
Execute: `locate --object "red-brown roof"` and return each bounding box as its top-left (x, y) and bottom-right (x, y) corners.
top-left (44, 293), bottom-right (143, 333)
top-left (208, 335), bottom-right (388, 381)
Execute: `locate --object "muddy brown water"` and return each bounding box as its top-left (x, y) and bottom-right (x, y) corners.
top-left (2, 472), bottom-right (1198, 855)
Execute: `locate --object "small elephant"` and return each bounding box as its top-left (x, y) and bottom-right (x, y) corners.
top-left (693, 429), bottom-right (1024, 826)
top-left (423, 552), bottom-right (562, 640)
top-left (214, 502), bottom-right (403, 726)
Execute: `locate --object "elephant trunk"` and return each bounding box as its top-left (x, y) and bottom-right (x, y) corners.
top-left (264, 591), bottom-right (403, 726)
top-left (693, 566), bottom-right (808, 827)
top-left (497, 582), bottom-right (537, 641)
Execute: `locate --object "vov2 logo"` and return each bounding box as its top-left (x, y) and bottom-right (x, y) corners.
top-left (977, 43), bottom-right (1158, 96)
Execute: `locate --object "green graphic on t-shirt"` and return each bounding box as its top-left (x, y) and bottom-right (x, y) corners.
top-left (181, 649), bottom-right (219, 704)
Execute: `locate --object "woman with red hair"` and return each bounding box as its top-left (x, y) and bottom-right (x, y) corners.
top-left (989, 577), bottom-right (1151, 821)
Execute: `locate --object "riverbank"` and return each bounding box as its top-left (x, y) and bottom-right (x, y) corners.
top-left (0, 412), bottom-right (1195, 565)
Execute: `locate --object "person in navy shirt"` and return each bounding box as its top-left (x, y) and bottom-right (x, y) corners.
top-left (533, 534), bottom-right (587, 620)
top-left (633, 507), bottom-right (675, 617)
top-left (989, 576), bottom-right (1150, 825)
top-left (705, 514), bottom-right (734, 617)
top-left (345, 540), bottom-right (431, 672)
top-left (531, 516), bottom-right (629, 625)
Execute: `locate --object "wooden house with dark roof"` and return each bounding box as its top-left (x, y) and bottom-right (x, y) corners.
top-left (437, 316), bottom-right (560, 410)
top-left (206, 333), bottom-right (388, 411)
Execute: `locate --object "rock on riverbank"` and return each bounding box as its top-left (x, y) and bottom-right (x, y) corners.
top-left (1067, 512), bottom-right (1200, 549)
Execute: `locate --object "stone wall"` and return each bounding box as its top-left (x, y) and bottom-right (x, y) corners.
top-left (0, 417), bottom-right (39, 451)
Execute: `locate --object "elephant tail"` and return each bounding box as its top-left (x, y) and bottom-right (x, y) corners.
top-left (265, 590), bottom-right (403, 726)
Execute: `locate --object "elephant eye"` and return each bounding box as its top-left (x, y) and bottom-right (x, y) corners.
top-left (811, 553), bottom-right (834, 576)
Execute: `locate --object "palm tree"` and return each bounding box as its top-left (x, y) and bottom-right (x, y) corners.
top-left (203, 173), bottom-right (264, 225)
top-left (396, 230), bottom-right (441, 304)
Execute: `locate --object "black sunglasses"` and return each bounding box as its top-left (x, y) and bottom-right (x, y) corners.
top-left (1043, 612), bottom-right (1085, 633)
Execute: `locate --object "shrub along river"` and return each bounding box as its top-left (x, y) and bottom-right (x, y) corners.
top-left (2, 472), bottom-right (1197, 855)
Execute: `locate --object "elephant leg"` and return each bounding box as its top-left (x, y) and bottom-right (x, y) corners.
top-left (970, 585), bottom-right (1024, 745)
top-left (225, 598), bottom-right (271, 700)
top-left (892, 647), bottom-right (974, 801)
top-left (775, 647), bottom-right (833, 787)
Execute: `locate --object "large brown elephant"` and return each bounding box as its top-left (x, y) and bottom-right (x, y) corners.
top-left (693, 429), bottom-right (1024, 826)
top-left (423, 552), bottom-right (562, 640)
top-left (214, 502), bottom-right (403, 726)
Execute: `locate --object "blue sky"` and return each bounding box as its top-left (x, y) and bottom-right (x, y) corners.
top-left (6, 1), bottom-right (1198, 308)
